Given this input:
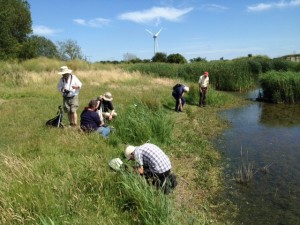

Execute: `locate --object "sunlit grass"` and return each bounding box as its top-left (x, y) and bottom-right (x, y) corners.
top-left (0, 60), bottom-right (247, 224)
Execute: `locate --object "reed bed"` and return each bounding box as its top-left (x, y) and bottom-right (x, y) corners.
top-left (259, 71), bottom-right (300, 103)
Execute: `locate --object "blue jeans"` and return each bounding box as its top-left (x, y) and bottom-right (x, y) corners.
top-left (96, 126), bottom-right (111, 138)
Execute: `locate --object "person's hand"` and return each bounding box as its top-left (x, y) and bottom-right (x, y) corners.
top-left (72, 85), bottom-right (79, 89)
top-left (108, 115), bottom-right (113, 120)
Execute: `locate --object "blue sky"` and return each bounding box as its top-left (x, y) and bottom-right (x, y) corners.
top-left (28, 0), bottom-right (300, 62)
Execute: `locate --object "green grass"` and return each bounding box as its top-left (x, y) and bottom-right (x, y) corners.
top-left (259, 71), bottom-right (300, 103)
top-left (0, 61), bottom-right (246, 224)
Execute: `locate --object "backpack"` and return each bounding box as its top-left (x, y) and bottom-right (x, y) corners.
top-left (46, 106), bottom-right (64, 128)
top-left (172, 83), bottom-right (182, 91)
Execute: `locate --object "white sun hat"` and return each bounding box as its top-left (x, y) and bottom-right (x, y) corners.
top-left (183, 86), bottom-right (189, 92)
top-left (124, 145), bottom-right (135, 160)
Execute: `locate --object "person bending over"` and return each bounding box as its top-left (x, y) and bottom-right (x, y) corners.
top-left (124, 143), bottom-right (177, 194)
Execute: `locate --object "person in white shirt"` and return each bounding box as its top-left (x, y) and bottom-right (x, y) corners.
top-left (57, 66), bottom-right (82, 127)
top-left (198, 71), bottom-right (209, 107)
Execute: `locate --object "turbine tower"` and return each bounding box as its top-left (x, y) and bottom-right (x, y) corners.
top-left (145, 28), bottom-right (163, 56)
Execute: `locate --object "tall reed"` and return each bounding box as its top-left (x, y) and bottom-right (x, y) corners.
top-left (259, 71), bottom-right (300, 103)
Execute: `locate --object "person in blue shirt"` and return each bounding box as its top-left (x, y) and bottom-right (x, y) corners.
top-left (172, 84), bottom-right (189, 112)
top-left (80, 100), bottom-right (111, 138)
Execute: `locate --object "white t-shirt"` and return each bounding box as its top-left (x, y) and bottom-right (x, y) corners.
top-left (198, 75), bottom-right (209, 88)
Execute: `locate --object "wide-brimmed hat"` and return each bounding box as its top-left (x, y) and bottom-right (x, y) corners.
top-left (58, 66), bottom-right (72, 75)
top-left (102, 92), bottom-right (113, 101)
top-left (124, 145), bottom-right (136, 160)
top-left (204, 71), bottom-right (209, 76)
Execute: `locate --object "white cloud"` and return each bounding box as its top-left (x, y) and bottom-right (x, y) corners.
top-left (73, 18), bottom-right (110, 27)
top-left (118, 6), bottom-right (193, 24)
top-left (247, 0), bottom-right (300, 12)
top-left (200, 4), bottom-right (229, 12)
top-left (32, 25), bottom-right (60, 36)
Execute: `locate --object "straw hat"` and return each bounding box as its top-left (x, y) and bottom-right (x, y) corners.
top-left (58, 66), bottom-right (72, 75)
top-left (102, 92), bottom-right (113, 101)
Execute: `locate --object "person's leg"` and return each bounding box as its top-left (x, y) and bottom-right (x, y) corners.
top-left (156, 170), bottom-right (171, 194)
top-left (202, 88), bottom-right (207, 106)
top-left (200, 90), bottom-right (204, 106)
top-left (96, 126), bottom-right (111, 138)
top-left (175, 98), bottom-right (180, 111)
top-left (69, 96), bottom-right (79, 126)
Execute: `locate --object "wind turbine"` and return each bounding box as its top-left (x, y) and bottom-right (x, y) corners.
top-left (145, 28), bottom-right (163, 56)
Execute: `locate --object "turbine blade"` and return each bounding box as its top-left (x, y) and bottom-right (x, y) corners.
top-left (145, 29), bottom-right (153, 36)
top-left (155, 28), bottom-right (163, 36)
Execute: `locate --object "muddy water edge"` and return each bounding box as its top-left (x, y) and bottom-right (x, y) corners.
top-left (214, 90), bottom-right (300, 225)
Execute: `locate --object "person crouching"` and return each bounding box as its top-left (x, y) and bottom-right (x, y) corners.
top-left (80, 100), bottom-right (111, 138)
top-left (124, 143), bottom-right (177, 194)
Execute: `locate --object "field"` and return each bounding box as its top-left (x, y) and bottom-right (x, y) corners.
top-left (0, 62), bottom-right (246, 224)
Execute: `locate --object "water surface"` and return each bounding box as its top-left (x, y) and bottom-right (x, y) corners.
top-left (214, 92), bottom-right (300, 225)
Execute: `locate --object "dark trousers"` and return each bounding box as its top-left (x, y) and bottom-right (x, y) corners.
top-left (199, 87), bottom-right (207, 106)
top-left (144, 169), bottom-right (171, 194)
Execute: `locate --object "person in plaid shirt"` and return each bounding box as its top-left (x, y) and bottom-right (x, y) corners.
top-left (125, 143), bottom-right (176, 194)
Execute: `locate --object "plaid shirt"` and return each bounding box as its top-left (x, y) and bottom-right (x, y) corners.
top-left (134, 143), bottom-right (171, 174)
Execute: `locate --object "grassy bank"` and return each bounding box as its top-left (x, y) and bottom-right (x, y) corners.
top-left (0, 65), bottom-right (245, 224)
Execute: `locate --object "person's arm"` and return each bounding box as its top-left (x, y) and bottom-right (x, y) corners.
top-left (136, 166), bottom-right (144, 175)
top-left (71, 76), bottom-right (82, 90)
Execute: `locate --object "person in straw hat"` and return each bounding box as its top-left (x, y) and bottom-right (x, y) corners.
top-left (96, 92), bottom-right (117, 121)
top-left (57, 66), bottom-right (82, 127)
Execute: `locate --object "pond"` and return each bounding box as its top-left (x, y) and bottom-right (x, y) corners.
top-left (214, 90), bottom-right (300, 225)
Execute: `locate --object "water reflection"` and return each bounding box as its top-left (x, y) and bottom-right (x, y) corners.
top-left (215, 99), bottom-right (300, 225)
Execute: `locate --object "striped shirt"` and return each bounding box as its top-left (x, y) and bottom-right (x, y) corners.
top-left (134, 143), bottom-right (171, 174)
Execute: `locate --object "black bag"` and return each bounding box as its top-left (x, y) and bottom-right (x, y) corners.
top-left (46, 106), bottom-right (64, 128)
top-left (172, 83), bottom-right (182, 91)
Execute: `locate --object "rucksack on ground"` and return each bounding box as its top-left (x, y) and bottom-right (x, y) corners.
top-left (46, 106), bottom-right (64, 128)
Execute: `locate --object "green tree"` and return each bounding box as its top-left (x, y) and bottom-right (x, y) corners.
top-left (0, 0), bottom-right (32, 60)
top-left (167, 53), bottom-right (187, 64)
top-left (19, 35), bottom-right (58, 60)
top-left (190, 57), bottom-right (207, 63)
top-left (57, 39), bottom-right (84, 60)
top-left (151, 52), bottom-right (167, 62)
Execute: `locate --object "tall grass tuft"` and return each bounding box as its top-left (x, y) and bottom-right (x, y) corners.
top-left (233, 147), bottom-right (255, 185)
top-left (117, 171), bottom-right (176, 225)
top-left (114, 98), bottom-right (174, 145)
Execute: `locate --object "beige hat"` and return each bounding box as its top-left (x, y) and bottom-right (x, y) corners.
top-left (124, 145), bottom-right (135, 160)
top-left (58, 66), bottom-right (72, 75)
top-left (103, 92), bottom-right (113, 101)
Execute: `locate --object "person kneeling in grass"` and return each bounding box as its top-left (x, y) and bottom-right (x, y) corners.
top-left (124, 143), bottom-right (177, 194)
top-left (80, 100), bottom-right (111, 138)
